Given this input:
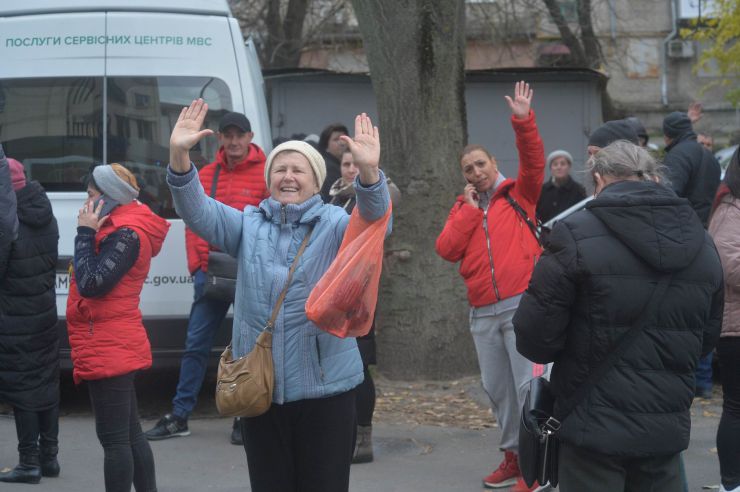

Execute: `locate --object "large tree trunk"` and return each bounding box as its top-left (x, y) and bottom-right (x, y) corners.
top-left (351, 0), bottom-right (477, 379)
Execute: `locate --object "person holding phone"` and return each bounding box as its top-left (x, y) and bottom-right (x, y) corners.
top-left (66, 163), bottom-right (170, 492)
top-left (436, 82), bottom-right (547, 492)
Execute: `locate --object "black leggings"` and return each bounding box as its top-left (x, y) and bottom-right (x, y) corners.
top-left (87, 372), bottom-right (157, 492)
top-left (717, 337), bottom-right (740, 490)
top-left (355, 365), bottom-right (375, 427)
top-left (13, 405), bottom-right (59, 456)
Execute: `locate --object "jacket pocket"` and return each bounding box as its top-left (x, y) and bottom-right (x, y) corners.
top-left (310, 335), bottom-right (325, 383)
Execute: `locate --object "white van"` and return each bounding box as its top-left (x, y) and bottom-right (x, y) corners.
top-left (0, 0), bottom-right (271, 368)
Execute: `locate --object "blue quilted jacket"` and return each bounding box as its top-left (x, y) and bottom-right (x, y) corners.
top-left (168, 165), bottom-right (391, 403)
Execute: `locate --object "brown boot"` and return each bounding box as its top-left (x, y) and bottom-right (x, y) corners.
top-left (352, 425), bottom-right (373, 464)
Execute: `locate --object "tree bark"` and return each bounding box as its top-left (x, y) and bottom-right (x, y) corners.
top-left (351, 0), bottom-right (477, 379)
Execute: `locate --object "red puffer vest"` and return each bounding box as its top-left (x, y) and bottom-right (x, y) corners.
top-left (436, 111), bottom-right (545, 307)
top-left (185, 144), bottom-right (268, 274)
top-left (66, 202), bottom-right (170, 383)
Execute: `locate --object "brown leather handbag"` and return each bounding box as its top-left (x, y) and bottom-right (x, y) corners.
top-left (215, 228), bottom-right (313, 418)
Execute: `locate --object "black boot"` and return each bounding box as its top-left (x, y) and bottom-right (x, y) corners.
top-left (40, 445), bottom-right (59, 478)
top-left (0, 453), bottom-right (42, 484)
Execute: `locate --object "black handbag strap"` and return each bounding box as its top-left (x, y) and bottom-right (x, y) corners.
top-left (505, 192), bottom-right (542, 247)
top-left (553, 273), bottom-right (673, 424)
top-left (210, 165), bottom-right (222, 198)
top-left (264, 227), bottom-right (314, 333)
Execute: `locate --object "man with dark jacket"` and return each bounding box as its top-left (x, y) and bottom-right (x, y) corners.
top-left (0, 158), bottom-right (60, 484)
top-left (145, 112), bottom-right (269, 444)
top-left (663, 111), bottom-right (721, 227)
top-left (513, 141), bottom-right (724, 491)
top-left (663, 111), bottom-right (722, 400)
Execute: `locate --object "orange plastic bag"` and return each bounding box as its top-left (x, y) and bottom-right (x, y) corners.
top-left (306, 204), bottom-right (391, 338)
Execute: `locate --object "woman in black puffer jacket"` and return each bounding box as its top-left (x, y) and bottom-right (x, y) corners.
top-left (513, 140), bottom-right (724, 491)
top-left (0, 158), bottom-right (60, 485)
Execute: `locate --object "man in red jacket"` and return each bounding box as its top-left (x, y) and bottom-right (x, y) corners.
top-left (145, 112), bottom-right (268, 444)
top-left (436, 82), bottom-right (547, 492)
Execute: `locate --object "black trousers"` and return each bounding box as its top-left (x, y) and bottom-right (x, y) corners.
top-left (718, 337), bottom-right (740, 490)
top-left (241, 389), bottom-right (357, 492)
top-left (13, 405), bottom-right (59, 456)
top-left (87, 372), bottom-right (157, 492)
top-left (558, 442), bottom-right (683, 492)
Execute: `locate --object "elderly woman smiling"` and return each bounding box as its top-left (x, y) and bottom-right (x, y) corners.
top-left (166, 99), bottom-right (391, 492)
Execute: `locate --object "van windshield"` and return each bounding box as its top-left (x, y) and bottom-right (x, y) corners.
top-left (0, 76), bottom-right (232, 218)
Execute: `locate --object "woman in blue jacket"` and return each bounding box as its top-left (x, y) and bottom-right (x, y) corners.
top-left (167, 99), bottom-right (390, 492)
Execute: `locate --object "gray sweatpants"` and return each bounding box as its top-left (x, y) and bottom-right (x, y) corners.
top-left (470, 307), bottom-right (546, 452)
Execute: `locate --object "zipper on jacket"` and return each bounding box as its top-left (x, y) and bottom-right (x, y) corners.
top-left (281, 205), bottom-right (287, 224)
top-left (315, 338), bottom-right (325, 381)
top-left (88, 320), bottom-right (94, 336)
top-left (482, 208), bottom-right (501, 301)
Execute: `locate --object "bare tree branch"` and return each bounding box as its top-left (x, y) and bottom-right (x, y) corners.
top-left (541, 0), bottom-right (587, 66)
top-left (577, 0), bottom-right (603, 68)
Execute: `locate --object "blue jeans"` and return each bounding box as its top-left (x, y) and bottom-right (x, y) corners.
top-left (172, 269), bottom-right (231, 419)
top-left (695, 352), bottom-right (714, 392)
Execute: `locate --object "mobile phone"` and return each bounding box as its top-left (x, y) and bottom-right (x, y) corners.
top-left (466, 180), bottom-right (480, 201)
top-left (92, 195), bottom-right (119, 217)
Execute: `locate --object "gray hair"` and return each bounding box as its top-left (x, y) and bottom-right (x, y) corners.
top-left (586, 140), bottom-right (665, 184)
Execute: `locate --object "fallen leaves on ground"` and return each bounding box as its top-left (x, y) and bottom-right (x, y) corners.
top-left (374, 375), bottom-right (496, 430)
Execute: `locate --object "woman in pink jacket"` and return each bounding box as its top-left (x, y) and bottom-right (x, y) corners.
top-left (708, 146), bottom-right (740, 492)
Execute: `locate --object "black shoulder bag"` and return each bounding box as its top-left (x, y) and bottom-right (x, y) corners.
top-left (505, 192), bottom-right (544, 248)
top-left (203, 165), bottom-right (239, 303)
top-left (518, 273), bottom-right (672, 488)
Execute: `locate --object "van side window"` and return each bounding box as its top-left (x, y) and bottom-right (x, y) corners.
top-left (0, 77), bottom-right (104, 191)
top-left (0, 76), bottom-right (232, 219)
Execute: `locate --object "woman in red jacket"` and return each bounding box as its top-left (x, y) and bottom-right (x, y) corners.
top-left (67, 163), bottom-right (170, 492)
top-left (436, 82), bottom-right (547, 492)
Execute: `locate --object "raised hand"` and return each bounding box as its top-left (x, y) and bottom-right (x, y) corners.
top-left (504, 81), bottom-right (533, 120)
top-left (171, 99), bottom-right (214, 151)
top-left (687, 101), bottom-right (703, 123)
top-left (340, 113), bottom-right (380, 185)
top-left (78, 199), bottom-right (109, 231)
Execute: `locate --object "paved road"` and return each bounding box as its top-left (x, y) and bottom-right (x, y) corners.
top-left (0, 372), bottom-right (724, 491)
top-left (0, 403), bottom-right (724, 491)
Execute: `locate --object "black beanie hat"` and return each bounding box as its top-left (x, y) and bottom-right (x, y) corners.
top-left (663, 111), bottom-right (692, 139)
top-left (588, 120), bottom-right (640, 148)
top-left (625, 117), bottom-right (648, 145)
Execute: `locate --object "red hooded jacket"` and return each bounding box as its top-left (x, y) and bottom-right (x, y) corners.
top-left (66, 202), bottom-right (170, 383)
top-left (436, 111), bottom-right (545, 307)
top-left (185, 144), bottom-right (268, 274)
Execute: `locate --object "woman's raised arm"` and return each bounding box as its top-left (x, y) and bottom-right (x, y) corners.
top-left (169, 99), bottom-right (215, 173)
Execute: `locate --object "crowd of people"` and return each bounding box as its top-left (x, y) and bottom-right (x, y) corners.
top-left (0, 80), bottom-right (738, 492)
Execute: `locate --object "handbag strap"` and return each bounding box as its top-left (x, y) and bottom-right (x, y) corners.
top-left (210, 165), bottom-right (222, 198)
top-left (264, 226), bottom-right (314, 333)
top-left (553, 273), bottom-right (673, 425)
top-left (504, 192), bottom-right (542, 247)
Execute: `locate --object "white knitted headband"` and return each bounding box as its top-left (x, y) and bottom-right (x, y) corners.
top-left (265, 141), bottom-right (327, 189)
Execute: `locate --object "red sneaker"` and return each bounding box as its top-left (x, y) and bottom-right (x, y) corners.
top-left (482, 451), bottom-right (520, 489)
top-left (510, 476), bottom-right (551, 492)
